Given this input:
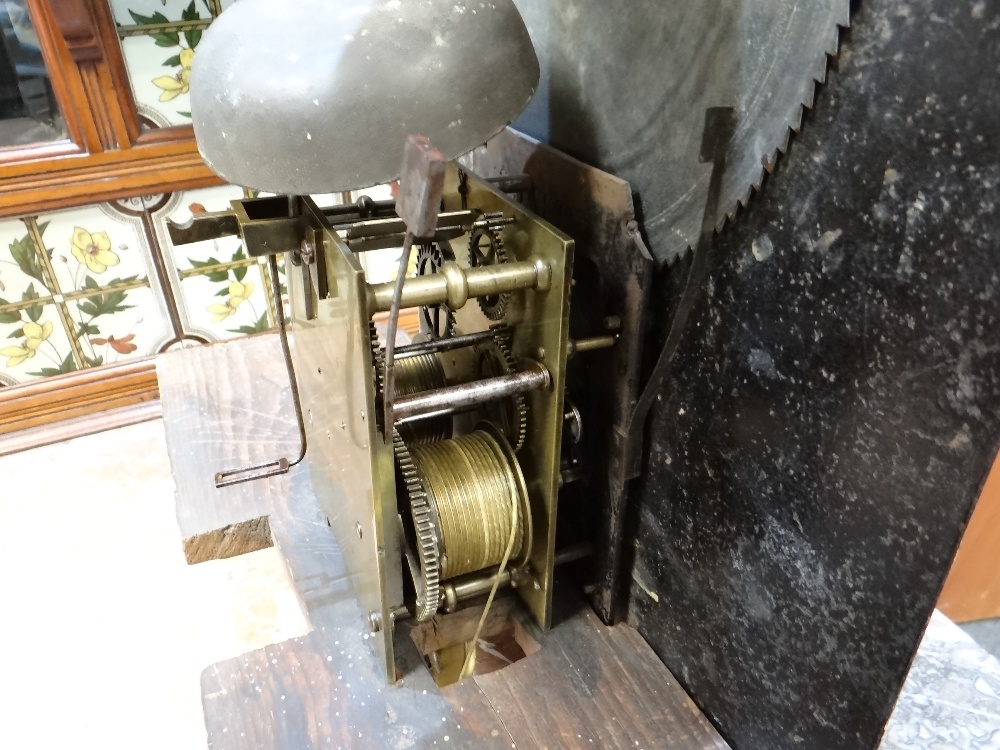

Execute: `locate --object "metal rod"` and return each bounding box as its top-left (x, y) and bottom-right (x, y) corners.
top-left (367, 258), bottom-right (551, 315)
top-left (213, 254), bottom-right (307, 488)
top-left (554, 543), bottom-right (593, 566)
top-left (486, 174), bottom-right (533, 194)
top-left (442, 543), bottom-right (592, 611)
top-left (393, 361), bottom-right (551, 423)
top-left (448, 569), bottom-right (513, 606)
top-left (344, 210), bottom-right (475, 241)
top-left (215, 458), bottom-right (290, 488)
top-left (343, 211), bottom-right (479, 253)
top-left (568, 335), bottom-right (618, 357)
top-left (321, 199), bottom-right (398, 226)
top-left (394, 328), bottom-right (512, 359)
top-left (383, 232), bottom-right (416, 441)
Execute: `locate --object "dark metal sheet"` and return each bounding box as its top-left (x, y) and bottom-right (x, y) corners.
top-left (625, 1), bottom-right (1000, 748)
top-left (463, 129), bottom-right (655, 624)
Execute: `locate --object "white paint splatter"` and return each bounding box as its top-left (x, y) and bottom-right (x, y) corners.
top-left (752, 235), bottom-right (774, 262)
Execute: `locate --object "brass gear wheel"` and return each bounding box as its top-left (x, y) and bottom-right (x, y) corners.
top-left (415, 243), bottom-right (457, 338)
top-left (468, 226), bottom-right (510, 321)
top-left (393, 429), bottom-right (443, 622)
top-left (475, 327), bottom-right (528, 452)
top-left (370, 321), bottom-right (385, 432)
top-left (369, 321), bottom-right (385, 394)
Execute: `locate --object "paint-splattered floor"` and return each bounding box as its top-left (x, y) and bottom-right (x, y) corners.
top-left (0, 418), bottom-right (997, 749)
top-left (963, 619), bottom-right (1000, 662)
top-left (0, 420), bottom-right (309, 750)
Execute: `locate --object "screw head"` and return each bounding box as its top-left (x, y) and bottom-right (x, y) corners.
top-left (368, 611), bottom-right (383, 633)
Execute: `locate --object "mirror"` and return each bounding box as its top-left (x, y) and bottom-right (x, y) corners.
top-left (0, 0), bottom-right (67, 149)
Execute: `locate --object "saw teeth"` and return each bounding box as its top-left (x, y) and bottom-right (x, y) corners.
top-left (664, 5), bottom-right (852, 267)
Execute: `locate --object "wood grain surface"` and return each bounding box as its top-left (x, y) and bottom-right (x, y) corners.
top-left (157, 333), bottom-right (729, 750)
top-left (939, 450), bottom-right (1000, 622)
top-left (2, 0), bottom-right (224, 219)
top-left (0, 358), bottom-right (159, 436)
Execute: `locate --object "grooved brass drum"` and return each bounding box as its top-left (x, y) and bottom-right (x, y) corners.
top-left (409, 423), bottom-right (533, 580)
top-left (396, 353), bottom-right (451, 445)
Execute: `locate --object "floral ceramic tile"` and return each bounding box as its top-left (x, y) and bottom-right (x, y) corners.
top-left (150, 186), bottom-right (275, 341)
top-left (38, 204), bottom-right (150, 295)
top-left (1, 218), bottom-right (75, 383)
top-left (109, 0), bottom-right (223, 27)
top-left (178, 262), bottom-right (270, 341)
top-left (119, 34), bottom-right (197, 128)
top-left (0, 217), bottom-right (55, 301)
top-left (35, 202), bottom-right (172, 364)
top-left (0, 302), bottom-right (77, 384)
top-left (64, 285), bottom-right (172, 365)
top-left (114, 1), bottom-right (218, 128)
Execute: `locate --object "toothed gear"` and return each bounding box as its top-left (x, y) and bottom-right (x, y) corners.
top-left (468, 226), bottom-right (510, 321)
top-left (370, 321), bottom-right (386, 432)
top-left (415, 243), bottom-right (457, 338)
top-left (393, 430), bottom-right (442, 621)
top-left (476, 328), bottom-right (528, 452)
top-left (370, 321), bottom-right (384, 395)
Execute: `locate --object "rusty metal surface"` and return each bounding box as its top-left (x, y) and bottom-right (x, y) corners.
top-left (463, 129), bottom-right (654, 623)
top-left (396, 135), bottom-right (447, 239)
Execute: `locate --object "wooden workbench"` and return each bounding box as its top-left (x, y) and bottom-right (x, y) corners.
top-left (157, 334), bottom-right (730, 750)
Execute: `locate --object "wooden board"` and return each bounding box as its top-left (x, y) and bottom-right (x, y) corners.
top-left (156, 333), bottom-right (730, 750)
top-left (0, 357), bottom-right (158, 436)
top-left (939, 450), bottom-right (1000, 622)
top-left (0, 399), bottom-right (161, 457)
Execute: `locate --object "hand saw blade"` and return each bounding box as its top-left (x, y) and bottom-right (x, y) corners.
top-left (511, 0), bottom-right (851, 265)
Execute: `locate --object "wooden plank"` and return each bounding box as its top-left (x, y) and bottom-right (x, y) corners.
top-left (156, 333), bottom-right (730, 749)
top-left (157, 334), bottom-right (513, 749)
top-left (0, 399), bottom-right (161, 457)
top-left (157, 335), bottom-right (294, 535)
top-left (0, 358), bottom-right (159, 436)
top-left (0, 145), bottom-right (223, 220)
top-left (939, 450), bottom-right (1000, 622)
top-left (475, 599), bottom-right (729, 750)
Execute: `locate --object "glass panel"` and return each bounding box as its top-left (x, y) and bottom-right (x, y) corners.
top-left (112, 0), bottom-right (224, 130)
top-left (0, 1), bottom-right (67, 148)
